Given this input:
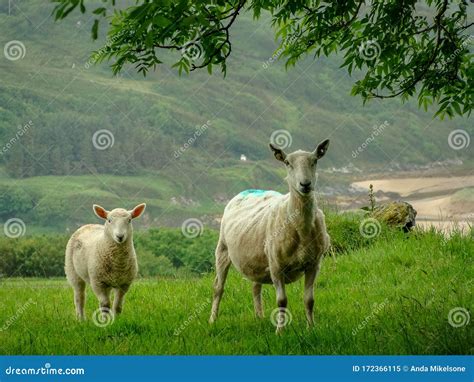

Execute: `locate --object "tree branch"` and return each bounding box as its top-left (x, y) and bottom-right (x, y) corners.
top-left (369, 0), bottom-right (448, 99)
top-left (190, 0), bottom-right (245, 70)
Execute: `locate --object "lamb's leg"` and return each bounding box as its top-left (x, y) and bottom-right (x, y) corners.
top-left (272, 277), bottom-right (288, 334)
top-left (91, 282), bottom-right (112, 318)
top-left (252, 283), bottom-right (264, 318)
top-left (209, 240), bottom-right (231, 323)
top-left (113, 285), bottom-right (129, 316)
top-left (73, 280), bottom-right (86, 320)
top-left (304, 265), bottom-right (319, 327)
top-left (65, 249), bottom-right (86, 320)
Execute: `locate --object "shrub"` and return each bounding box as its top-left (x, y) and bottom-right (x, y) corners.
top-left (0, 213), bottom-right (441, 277)
top-left (325, 211), bottom-right (399, 255)
top-left (0, 185), bottom-right (33, 219)
top-left (0, 228), bottom-right (218, 278)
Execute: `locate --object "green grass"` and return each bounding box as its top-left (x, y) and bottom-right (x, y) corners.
top-left (0, 228), bottom-right (471, 355)
top-left (452, 187), bottom-right (474, 203)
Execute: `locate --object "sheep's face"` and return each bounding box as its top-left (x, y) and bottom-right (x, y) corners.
top-left (269, 139), bottom-right (330, 196)
top-left (93, 204), bottom-right (146, 244)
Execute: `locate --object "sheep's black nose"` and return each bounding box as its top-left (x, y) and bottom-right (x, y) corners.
top-left (299, 181), bottom-right (312, 194)
top-left (116, 234), bottom-right (124, 242)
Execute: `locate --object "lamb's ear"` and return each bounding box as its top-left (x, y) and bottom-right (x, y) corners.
top-left (314, 139), bottom-right (330, 159)
top-left (93, 204), bottom-right (108, 220)
top-left (130, 203), bottom-right (146, 219)
top-left (269, 143), bottom-right (287, 162)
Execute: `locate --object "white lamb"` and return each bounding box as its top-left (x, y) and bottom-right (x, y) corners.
top-left (65, 203), bottom-right (146, 320)
top-left (209, 140), bottom-right (331, 333)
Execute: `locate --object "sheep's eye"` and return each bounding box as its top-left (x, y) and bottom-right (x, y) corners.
top-left (107, 219), bottom-right (111, 223)
top-left (128, 219), bottom-right (131, 223)
top-left (284, 160), bottom-right (290, 166)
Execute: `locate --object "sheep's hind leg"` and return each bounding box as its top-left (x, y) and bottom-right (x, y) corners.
top-left (252, 283), bottom-right (264, 318)
top-left (73, 280), bottom-right (86, 320)
top-left (209, 240), bottom-right (231, 324)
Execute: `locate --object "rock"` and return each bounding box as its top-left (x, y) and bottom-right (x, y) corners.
top-left (371, 201), bottom-right (417, 232)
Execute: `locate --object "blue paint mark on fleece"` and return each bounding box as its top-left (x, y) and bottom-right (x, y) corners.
top-left (239, 189), bottom-right (281, 197)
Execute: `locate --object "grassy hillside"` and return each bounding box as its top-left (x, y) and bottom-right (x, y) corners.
top-left (0, 1), bottom-right (472, 230)
top-left (0, 227), bottom-right (471, 355)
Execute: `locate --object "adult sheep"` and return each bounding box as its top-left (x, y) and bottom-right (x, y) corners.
top-left (209, 140), bottom-right (331, 333)
top-left (65, 203), bottom-right (146, 321)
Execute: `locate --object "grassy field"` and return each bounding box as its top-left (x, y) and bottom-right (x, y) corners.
top-left (0, 228), bottom-right (472, 355)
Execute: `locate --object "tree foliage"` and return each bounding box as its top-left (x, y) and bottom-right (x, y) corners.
top-left (52, 0), bottom-right (473, 118)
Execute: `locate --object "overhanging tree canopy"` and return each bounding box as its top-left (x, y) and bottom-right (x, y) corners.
top-left (53, 0), bottom-right (473, 118)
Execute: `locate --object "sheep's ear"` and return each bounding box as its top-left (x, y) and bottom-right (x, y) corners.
top-left (130, 203), bottom-right (146, 219)
top-left (269, 143), bottom-right (287, 162)
top-left (314, 139), bottom-right (330, 159)
top-left (93, 204), bottom-right (108, 220)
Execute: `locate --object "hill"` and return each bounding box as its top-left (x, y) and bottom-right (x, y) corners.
top-left (0, 1), bottom-right (472, 230)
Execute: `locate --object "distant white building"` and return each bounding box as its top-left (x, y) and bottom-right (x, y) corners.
top-left (240, 154), bottom-right (247, 161)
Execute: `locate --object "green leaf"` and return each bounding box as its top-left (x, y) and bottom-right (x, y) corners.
top-left (91, 19), bottom-right (99, 40)
top-left (92, 7), bottom-right (106, 16)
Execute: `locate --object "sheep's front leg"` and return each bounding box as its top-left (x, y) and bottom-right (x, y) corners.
top-left (272, 277), bottom-right (288, 334)
top-left (304, 267), bottom-right (318, 327)
top-left (91, 282), bottom-right (112, 317)
top-left (113, 285), bottom-right (130, 316)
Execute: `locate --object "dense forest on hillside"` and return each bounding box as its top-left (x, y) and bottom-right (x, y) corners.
top-left (0, 1), bottom-right (472, 230)
top-left (1, 2), bottom-right (472, 176)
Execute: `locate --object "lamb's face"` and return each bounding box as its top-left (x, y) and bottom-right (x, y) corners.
top-left (105, 209), bottom-right (133, 244)
top-left (269, 139), bottom-right (330, 196)
top-left (93, 203), bottom-right (147, 244)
